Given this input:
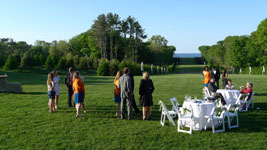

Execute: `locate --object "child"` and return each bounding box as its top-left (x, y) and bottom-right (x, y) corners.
top-left (73, 71), bottom-right (85, 117)
top-left (114, 71), bottom-right (122, 117)
top-left (52, 70), bottom-right (60, 109)
top-left (47, 72), bottom-right (55, 112)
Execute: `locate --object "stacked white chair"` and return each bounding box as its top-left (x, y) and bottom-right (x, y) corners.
top-left (204, 106), bottom-right (226, 134)
top-left (159, 100), bottom-right (176, 126)
top-left (225, 104), bottom-right (239, 129)
top-left (177, 105), bottom-right (194, 134)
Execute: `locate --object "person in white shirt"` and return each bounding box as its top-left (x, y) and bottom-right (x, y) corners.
top-left (225, 79), bottom-right (235, 90)
top-left (263, 65), bottom-right (265, 75)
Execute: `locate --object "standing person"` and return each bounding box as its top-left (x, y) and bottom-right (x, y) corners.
top-left (203, 66), bottom-right (210, 87)
top-left (263, 65), bottom-right (265, 75)
top-left (222, 69), bottom-right (228, 89)
top-left (114, 71), bottom-right (122, 117)
top-left (240, 68), bottom-right (242, 74)
top-left (119, 67), bottom-right (133, 120)
top-left (53, 70), bottom-right (60, 109)
top-left (210, 66), bottom-right (220, 88)
top-left (65, 67), bottom-right (74, 107)
top-left (47, 73), bottom-right (55, 112)
top-left (73, 71), bottom-right (85, 117)
top-left (249, 66), bottom-right (252, 75)
top-left (128, 69), bottom-right (141, 114)
top-left (78, 73), bottom-right (86, 113)
top-left (139, 72), bottom-right (155, 120)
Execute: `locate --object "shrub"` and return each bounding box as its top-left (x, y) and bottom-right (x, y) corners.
top-left (79, 57), bottom-right (88, 70)
top-left (57, 57), bottom-right (67, 69)
top-left (45, 56), bottom-right (54, 70)
top-left (97, 59), bottom-right (110, 76)
top-left (20, 53), bottom-right (33, 69)
top-left (119, 60), bottom-right (141, 76)
top-left (109, 59), bottom-right (120, 76)
top-left (3, 55), bottom-right (18, 70)
top-left (66, 58), bottom-right (74, 68)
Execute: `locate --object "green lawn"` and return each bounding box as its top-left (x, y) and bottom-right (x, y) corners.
top-left (0, 70), bottom-right (267, 150)
top-left (175, 65), bottom-right (205, 73)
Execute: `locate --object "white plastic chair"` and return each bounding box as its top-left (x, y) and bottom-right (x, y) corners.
top-left (170, 97), bottom-right (180, 117)
top-left (159, 100), bottom-right (176, 126)
top-left (204, 106), bottom-right (226, 133)
top-left (225, 104), bottom-right (239, 129)
top-left (236, 92), bottom-right (254, 112)
top-left (177, 105), bottom-right (194, 134)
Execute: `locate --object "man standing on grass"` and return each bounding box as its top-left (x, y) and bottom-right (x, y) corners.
top-left (119, 67), bottom-right (133, 120)
top-left (210, 66), bottom-right (220, 89)
top-left (65, 67), bottom-right (74, 107)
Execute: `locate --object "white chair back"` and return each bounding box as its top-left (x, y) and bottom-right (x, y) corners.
top-left (159, 100), bottom-right (175, 126)
top-left (170, 97), bottom-right (180, 115)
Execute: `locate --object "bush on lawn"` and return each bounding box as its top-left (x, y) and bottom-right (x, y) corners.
top-left (97, 59), bottom-right (110, 76)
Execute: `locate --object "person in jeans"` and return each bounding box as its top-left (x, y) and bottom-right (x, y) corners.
top-left (119, 67), bottom-right (133, 120)
top-left (64, 67), bottom-right (74, 107)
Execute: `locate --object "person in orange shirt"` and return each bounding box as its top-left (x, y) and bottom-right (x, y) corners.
top-left (114, 71), bottom-right (122, 117)
top-left (203, 66), bottom-right (210, 87)
top-left (73, 71), bottom-right (85, 117)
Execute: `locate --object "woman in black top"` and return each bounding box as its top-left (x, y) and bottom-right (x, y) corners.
top-left (139, 72), bottom-right (155, 120)
top-left (222, 69), bottom-right (228, 89)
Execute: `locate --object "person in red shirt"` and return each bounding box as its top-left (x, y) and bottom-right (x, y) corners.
top-left (240, 82), bottom-right (253, 100)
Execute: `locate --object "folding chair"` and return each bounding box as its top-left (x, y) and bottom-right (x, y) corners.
top-left (236, 92), bottom-right (254, 112)
top-left (204, 106), bottom-right (226, 133)
top-left (247, 92), bottom-right (255, 110)
top-left (159, 100), bottom-right (176, 126)
top-left (170, 97), bottom-right (181, 117)
top-left (177, 105), bottom-right (194, 134)
top-left (225, 104), bottom-right (239, 129)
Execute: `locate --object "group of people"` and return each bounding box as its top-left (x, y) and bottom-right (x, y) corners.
top-left (47, 66), bottom-right (155, 119)
top-left (202, 66), bottom-right (253, 104)
top-left (114, 67), bottom-right (155, 120)
top-left (47, 67), bottom-right (86, 117)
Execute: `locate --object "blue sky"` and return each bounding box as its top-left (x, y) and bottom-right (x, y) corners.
top-left (0, 0), bottom-right (266, 53)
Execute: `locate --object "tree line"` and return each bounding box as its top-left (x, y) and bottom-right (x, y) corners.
top-left (0, 12), bottom-right (176, 71)
top-left (199, 18), bottom-right (267, 70)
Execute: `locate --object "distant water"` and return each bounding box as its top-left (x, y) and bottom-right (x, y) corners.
top-left (173, 53), bottom-right (202, 58)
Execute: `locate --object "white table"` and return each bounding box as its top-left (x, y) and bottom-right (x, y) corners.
top-left (216, 89), bottom-right (241, 105)
top-left (182, 100), bottom-right (215, 131)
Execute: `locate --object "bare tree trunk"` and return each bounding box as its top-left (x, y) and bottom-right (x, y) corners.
top-left (110, 32), bottom-right (113, 60)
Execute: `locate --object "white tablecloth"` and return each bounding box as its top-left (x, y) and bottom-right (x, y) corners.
top-left (182, 100), bottom-right (215, 130)
top-left (216, 89), bottom-right (241, 105)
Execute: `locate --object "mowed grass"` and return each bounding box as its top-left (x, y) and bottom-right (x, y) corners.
top-left (0, 70), bottom-right (267, 150)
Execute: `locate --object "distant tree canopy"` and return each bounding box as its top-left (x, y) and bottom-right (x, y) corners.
top-left (0, 13), bottom-right (175, 70)
top-left (199, 18), bottom-right (267, 69)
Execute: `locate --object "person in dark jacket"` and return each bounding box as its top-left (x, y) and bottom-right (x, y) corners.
top-left (208, 77), bottom-right (218, 94)
top-left (128, 70), bottom-right (141, 114)
top-left (210, 66), bottom-right (220, 88)
top-left (64, 67), bottom-right (74, 107)
top-left (119, 67), bottom-right (133, 120)
top-left (139, 72), bottom-right (155, 120)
